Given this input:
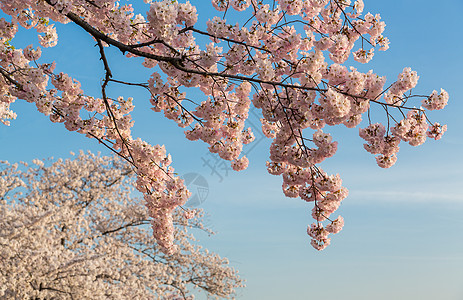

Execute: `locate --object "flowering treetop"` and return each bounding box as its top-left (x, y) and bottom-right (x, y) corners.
top-left (0, 152), bottom-right (243, 299)
top-left (0, 0), bottom-right (448, 252)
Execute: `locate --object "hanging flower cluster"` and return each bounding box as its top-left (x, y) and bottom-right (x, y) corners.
top-left (0, 0), bottom-right (448, 251)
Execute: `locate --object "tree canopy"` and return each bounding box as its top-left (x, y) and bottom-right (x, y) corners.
top-left (0, 152), bottom-right (243, 299)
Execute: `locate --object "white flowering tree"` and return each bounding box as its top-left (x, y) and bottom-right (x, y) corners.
top-left (0, 0), bottom-right (448, 252)
top-left (0, 152), bottom-right (243, 299)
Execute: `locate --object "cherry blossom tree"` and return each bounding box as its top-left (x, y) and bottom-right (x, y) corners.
top-left (0, 151), bottom-right (243, 299)
top-left (0, 0), bottom-right (448, 252)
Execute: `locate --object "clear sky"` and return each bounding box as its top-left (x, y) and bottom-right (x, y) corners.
top-left (1, 1), bottom-right (463, 299)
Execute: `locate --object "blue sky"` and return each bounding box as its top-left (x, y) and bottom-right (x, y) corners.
top-left (1, 0), bottom-right (463, 299)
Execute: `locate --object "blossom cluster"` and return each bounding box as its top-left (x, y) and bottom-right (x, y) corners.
top-left (0, 0), bottom-right (449, 252)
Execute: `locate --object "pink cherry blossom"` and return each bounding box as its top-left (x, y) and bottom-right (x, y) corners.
top-left (0, 0), bottom-right (449, 252)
